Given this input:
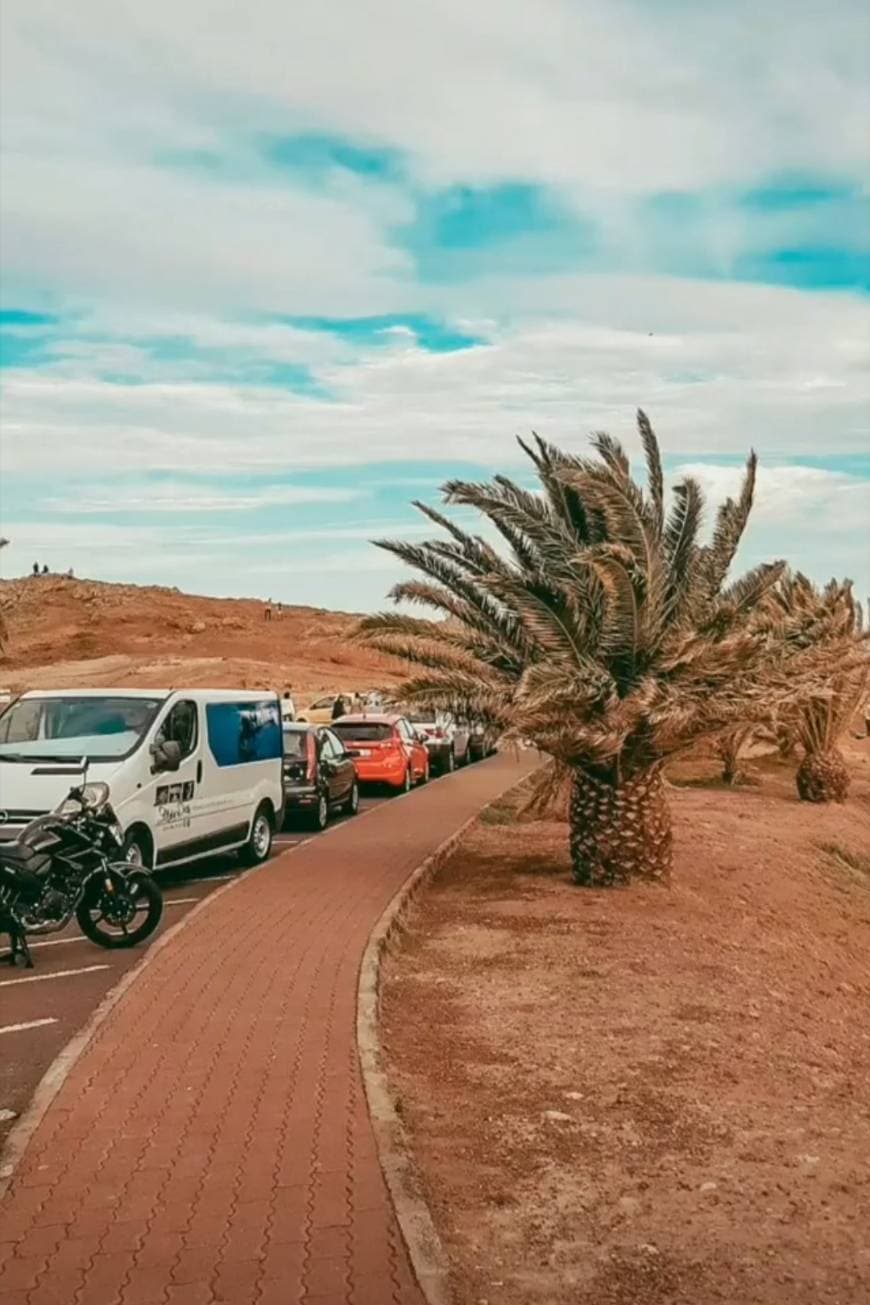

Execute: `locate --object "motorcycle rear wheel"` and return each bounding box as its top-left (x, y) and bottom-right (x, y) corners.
top-left (76, 872), bottom-right (163, 949)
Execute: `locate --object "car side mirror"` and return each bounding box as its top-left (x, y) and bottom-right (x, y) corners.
top-left (415, 730), bottom-right (427, 744)
top-left (151, 739), bottom-right (182, 773)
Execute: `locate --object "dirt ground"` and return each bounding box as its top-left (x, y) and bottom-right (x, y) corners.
top-left (381, 738), bottom-right (870, 1305)
top-left (0, 575), bottom-right (401, 702)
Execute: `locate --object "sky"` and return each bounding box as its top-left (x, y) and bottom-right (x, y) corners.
top-left (0, 0), bottom-right (868, 613)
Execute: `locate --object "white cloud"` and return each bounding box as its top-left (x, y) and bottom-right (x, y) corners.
top-left (672, 463), bottom-right (870, 600)
top-left (2, 2), bottom-right (868, 317)
top-left (1, 1), bottom-right (868, 612)
top-left (0, 152), bottom-right (412, 316)
top-left (4, 0), bottom-right (867, 195)
top-left (2, 281), bottom-right (868, 484)
top-left (42, 482), bottom-right (364, 514)
top-left (676, 463), bottom-right (870, 536)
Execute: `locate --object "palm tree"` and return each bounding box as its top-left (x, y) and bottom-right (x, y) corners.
top-left (715, 724), bottom-right (757, 785)
top-left (358, 412), bottom-right (861, 885)
top-left (767, 572), bottom-right (868, 802)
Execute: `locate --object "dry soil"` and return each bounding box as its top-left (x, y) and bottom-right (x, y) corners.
top-left (381, 740), bottom-right (870, 1305)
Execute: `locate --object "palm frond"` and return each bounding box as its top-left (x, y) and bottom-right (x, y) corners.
top-left (637, 409), bottom-right (664, 533)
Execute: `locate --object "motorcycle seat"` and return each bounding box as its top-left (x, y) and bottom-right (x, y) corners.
top-left (1, 841), bottom-right (43, 867)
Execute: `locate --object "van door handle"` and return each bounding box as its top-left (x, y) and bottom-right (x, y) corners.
top-left (196, 760), bottom-right (203, 784)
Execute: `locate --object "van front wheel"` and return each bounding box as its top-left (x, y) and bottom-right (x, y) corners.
top-left (123, 829), bottom-right (152, 870)
top-left (240, 804), bottom-right (274, 866)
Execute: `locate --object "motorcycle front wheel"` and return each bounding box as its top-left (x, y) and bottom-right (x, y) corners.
top-left (76, 870), bottom-right (163, 949)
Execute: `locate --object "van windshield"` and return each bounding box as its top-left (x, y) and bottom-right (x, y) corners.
top-left (0, 695), bottom-right (163, 762)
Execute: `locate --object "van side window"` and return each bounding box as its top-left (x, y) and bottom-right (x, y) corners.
top-left (206, 700), bottom-right (282, 768)
top-left (157, 700), bottom-right (198, 759)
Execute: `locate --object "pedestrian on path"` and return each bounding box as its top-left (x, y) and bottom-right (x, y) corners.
top-left (331, 693), bottom-right (347, 721)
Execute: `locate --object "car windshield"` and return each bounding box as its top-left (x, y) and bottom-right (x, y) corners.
top-left (0, 695), bottom-right (163, 761)
top-left (282, 729), bottom-right (308, 758)
top-left (332, 721), bottom-right (393, 743)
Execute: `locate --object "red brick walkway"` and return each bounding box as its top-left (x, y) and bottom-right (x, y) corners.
top-left (0, 753), bottom-right (534, 1305)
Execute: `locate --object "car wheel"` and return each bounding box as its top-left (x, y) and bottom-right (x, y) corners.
top-left (240, 804), bottom-right (274, 866)
top-left (418, 759), bottom-right (429, 785)
top-left (344, 780), bottom-right (360, 815)
top-left (445, 748), bottom-right (455, 774)
top-left (310, 792), bottom-right (329, 831)
top-left (400, 766), bottom-right (412, 794)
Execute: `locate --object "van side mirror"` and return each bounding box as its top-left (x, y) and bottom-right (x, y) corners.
top-left (151, 739), bottom-right (182, 773)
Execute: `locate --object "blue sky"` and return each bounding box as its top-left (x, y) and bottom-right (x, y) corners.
top-left (1, 1), bottom-right (868, 611)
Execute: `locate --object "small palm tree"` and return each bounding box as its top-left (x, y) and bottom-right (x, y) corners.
top-left (768, 573), bottom-right (868, 802)
top-left (358, 413), bottom-right (862, 885)
top-left (716, 724), bottom-right (757, 785)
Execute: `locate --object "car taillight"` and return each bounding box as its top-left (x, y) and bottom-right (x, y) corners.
top-left (433, 728), bottom-right (444, 739)
top-left (306, 734), bottom-right (317, 783)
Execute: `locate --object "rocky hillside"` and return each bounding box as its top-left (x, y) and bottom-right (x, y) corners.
top-left (0, 576), bottom-right (402, 699)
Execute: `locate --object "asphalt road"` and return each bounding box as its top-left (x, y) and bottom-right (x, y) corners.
top-left (0, 788), bottom-right (395, 1148)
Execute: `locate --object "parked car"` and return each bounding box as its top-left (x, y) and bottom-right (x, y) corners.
top-left (330, 713), bottom-right (429, 793)
top-left (0, 689), bottom-right (285, 868)
top-left (468, 720), bottom-right (499, 762)
top-left (296, 693), bottom-right (351, 725)
top-left (405, 710), bottom-right (471, 774)
top-left (297, 692), bottom-right (376, 724)
top-left (282, 724), bottom-right (359, 830)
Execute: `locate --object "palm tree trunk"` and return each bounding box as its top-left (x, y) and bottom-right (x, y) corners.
top-left (795, 748), bottom-right (850, 802)
top-left (569, 765), bottom-right (672, 886)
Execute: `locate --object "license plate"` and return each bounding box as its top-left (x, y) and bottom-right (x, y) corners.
top-left (356, 748), bottom-right (371, 757)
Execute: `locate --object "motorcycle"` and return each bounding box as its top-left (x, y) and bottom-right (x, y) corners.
top-left (0, 781), bottom-right (163, 969)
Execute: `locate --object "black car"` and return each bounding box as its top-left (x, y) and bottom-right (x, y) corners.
top-left (282, 724), bottom-right (359, 830)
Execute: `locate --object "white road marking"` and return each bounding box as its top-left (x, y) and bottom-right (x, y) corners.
top-left (0, 1018), bottom-right (59, 1035)
top-left (29, 936), bottom-right (79, 949)
top-left (0, 965), bottom-right (110, 988)
top-left (163, 896), bottom-right (202, 906)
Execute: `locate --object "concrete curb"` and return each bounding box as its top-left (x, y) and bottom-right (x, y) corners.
top-left (356, 766), bottom-right (534, 1305)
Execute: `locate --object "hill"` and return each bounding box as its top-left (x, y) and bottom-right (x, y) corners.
top-left (0, 575), bottom-right (402, 701)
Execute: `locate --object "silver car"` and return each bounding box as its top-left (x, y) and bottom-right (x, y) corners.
top-left (405, 710), bottom-right (471, 774)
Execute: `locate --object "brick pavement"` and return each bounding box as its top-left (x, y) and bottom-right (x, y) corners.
top-left (0, 752), bottom-right (535, 1305)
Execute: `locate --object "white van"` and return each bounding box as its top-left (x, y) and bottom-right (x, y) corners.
top-left (0, 689), bottom-right (285, 870)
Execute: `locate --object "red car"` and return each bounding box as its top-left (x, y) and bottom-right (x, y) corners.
top-left (330, 713), bottom-right (429, 792)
